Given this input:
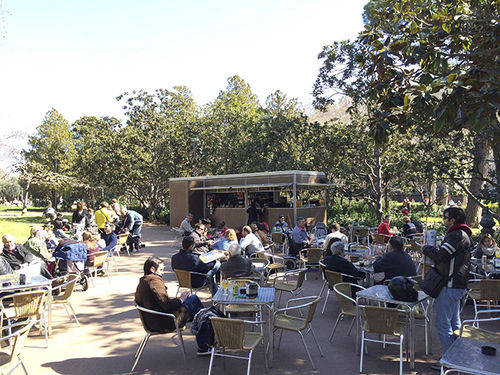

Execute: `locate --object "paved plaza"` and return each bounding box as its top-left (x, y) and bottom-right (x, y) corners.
top-left (23, 224), bottom-right (483, 375)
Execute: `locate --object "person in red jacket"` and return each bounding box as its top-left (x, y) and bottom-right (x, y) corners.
top-left (377, 215), bottom-right (397, 242)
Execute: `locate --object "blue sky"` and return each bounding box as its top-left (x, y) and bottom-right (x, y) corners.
top-left (0, 0), bottom-right (367, 137)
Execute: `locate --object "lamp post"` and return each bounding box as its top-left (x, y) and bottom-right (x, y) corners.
top-left (191, 137), bottom-right (199, 176)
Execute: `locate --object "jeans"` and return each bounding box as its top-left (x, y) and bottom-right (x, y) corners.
top-left (205, 261), bottom-right (221, 296)
top-left (182, 295), bottom-right (211, 350)
top-left (128, 223), bottom-right (143, 250)
top-left (434, 287), bottom-right (465, 354)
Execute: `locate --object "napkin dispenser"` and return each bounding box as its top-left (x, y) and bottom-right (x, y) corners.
top-left (247, 282), bottom-right (259, 297)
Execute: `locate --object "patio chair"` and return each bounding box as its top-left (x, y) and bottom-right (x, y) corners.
top-left (0, 290), bottom-right (48, 348)
top-left (208, 317), bottom-right (267, 375)
top-left (271, 232), bottom-right (288, 255)
top-left (250, 258), bottom-right (270, 285)
top-left (173, 269), bottom-right (211, 297)
top-left (87, 251), bottom-right (111, 286)
top-left (466, 279), bottom-right (500, 325)
top-left (224, 279), bottom-right (262, 330)
top-left (273, 268), bottom-right (307, 307)
top-left (116, 233), bottom-right (130, 256)
top-left (319, 264), bottom-right (363, 314)
top-left (299, 248), bottom-right (323, 280)
top-left (0, 320), bottom-right (35, 375)
top-left (272, 296), bottom-right (323, 370)
top-left (131, 304), bottom-right (186, 372)
top-left (50, 274), bottom-right (80, 326)
top-left (329, 283), bottom-right (366, 342)
top-left (255, 251), bottom-right (285, 283)
top-left (359, 305), bottom-right (408, 375)
top-left (454, 309), bottom-right (500, 344)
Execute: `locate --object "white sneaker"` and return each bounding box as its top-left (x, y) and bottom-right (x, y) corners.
top-left (133, 249), bottom-right (138, 253)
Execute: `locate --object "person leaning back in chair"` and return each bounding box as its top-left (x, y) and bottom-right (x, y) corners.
top-left (134, 256), bottom-right (215, 356)
top-left (422, 207), bottom-right (471, 371)
top-left (372, 235), bottom-right (416, 282)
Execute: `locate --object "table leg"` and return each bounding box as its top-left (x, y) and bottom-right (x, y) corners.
top-left (410, 308), bottom-right (415, 369)
top-left (47, 285), bottom-right (52, 336)
top-left (356, 297), bottom-right (361, 355)
top-left (267, 303), bottom-right (274, 365)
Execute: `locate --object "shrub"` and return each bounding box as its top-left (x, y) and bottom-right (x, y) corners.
top-left (154, 206), bottom-right (170, 224)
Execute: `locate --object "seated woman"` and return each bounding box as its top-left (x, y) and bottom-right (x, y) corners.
top-left (250, 223), bottom-right (268, 246)
top-left (24, 226), bottom-right (53, 263)
top-left (473, 234), bottom-right (498, 259)
top-left (323, 241), bottom-right (365, 284)
top-left (211, 229), bottom-right (238, 251)
top-left (82, 231), bottom-right (100, 267)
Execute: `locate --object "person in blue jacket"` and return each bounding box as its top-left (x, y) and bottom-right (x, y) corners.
top-left (121, 206), bottom-right (143, 253)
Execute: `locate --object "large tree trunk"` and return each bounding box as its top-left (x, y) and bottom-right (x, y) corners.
top-left (374, 148), bottom-right (383, 222)
top-left (21, 179), bottom-right (31, 216)
top-left (465, 134), bottom-right (490, 227)
top-left (51, 188), bottom-right (57, 209)
top-left (493, 136), bottom-right (500, 215)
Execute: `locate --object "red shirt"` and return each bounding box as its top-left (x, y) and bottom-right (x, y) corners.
top-left (377, 222), bottom-right (395, 241)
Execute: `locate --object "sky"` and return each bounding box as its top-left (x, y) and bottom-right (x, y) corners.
top-left (0, 0), bottom-right (367, 145)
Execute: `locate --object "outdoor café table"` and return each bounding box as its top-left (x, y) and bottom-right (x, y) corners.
top-left (0, 274), bottom-right (53, 335)
top-left (440, 338), bottom-right (500, 375)
top-left (470, 258), bottom-right (500, 279)
top-left (212, 286), bottom-right (275, 360)
top-left (356, 284), bottom-right (431, 369)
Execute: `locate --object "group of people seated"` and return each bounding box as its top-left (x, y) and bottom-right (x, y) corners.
top-left (377, 214), bottom-right (423, 242)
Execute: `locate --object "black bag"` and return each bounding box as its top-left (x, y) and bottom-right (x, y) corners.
top-left (388, 276), bottom-right (418, 302)
top-left (418, 267), bottom-right (447, 298)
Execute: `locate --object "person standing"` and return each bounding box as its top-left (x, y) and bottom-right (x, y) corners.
top-left (94, 202), bottom-right (115, 234)
top-left (422, 207), bottom-right (471, 370)
top-left (121, 206), bottom-right (143, 253)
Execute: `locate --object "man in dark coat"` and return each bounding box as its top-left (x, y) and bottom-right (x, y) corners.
top-left (135, 256), bottom-right (212, 355)
top-left (1, 234), bottom-right (52, 279)
top-left (323, 241), bottom-right (365, 284)
top-left (171, 236), bottom-right (219, 295)
top-left (373, 236), bottom-right (416, 282)
top-left (220, 245), bottom-right (254, 278)
top-left (189, 223), bottom-right (212, 254)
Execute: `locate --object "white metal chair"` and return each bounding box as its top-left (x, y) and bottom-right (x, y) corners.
top-left (329, 283), bottom-right (366, 342)
top-left (87, 250), bottom-right (111, 286)
top-left (0, 320), bottom-right (35, 375)
top-left (208, 317), bottom-right (267, 375)
top-left (50, 274), bottom-right (80, 326)
top-left (359, 305), bottom-right (408, 375)
top-left (131, 304), bottom-right (186, 372)
top-left (272, 296), bottom-right (323, 370)
top-left (273, 268), bottom-right (307, 307)
top-left (173, 269), bottom-right (211, 297)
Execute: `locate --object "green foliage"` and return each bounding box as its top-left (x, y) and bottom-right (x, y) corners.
top-left (0, 176), bottom-right (22, 202)
top-left (154, 206), bottom-right (170, 224)
top-left (327, 199), bottom-right (378, 227)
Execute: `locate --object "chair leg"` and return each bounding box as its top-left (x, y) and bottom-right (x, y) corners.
top-left (131, 334), bottom-right (150, 372)
top-left (360, 331), bottom-right (365, 373)
top-left (298, 330), bottom-right (316, 370)
top-left (277, 329), bottom-right (284, 350)
top-left (66, 302), bottom-right (80, 326)
top-left (347, 317), bottom-right (355, 336)
top-left (134, 335), bottom-right (148, 358)
top-left (321, 290), bottom-right (330, 314)
top-left (399, 334), bottom-right (404, 375)
top-left (19, 359), bottom-right (29, 375)
top-left (175, 286), bottom-right (180, 298)
top-left (208, 347), bottom-right (216, 375)
top-left (329, 313), bottom-right (342, 342)
top-left (246, 349), bottom-right (253, 375)
top-left (309, 326), bottom-right (324, 357)
top-left (177, 329), bottom-right (186, 363)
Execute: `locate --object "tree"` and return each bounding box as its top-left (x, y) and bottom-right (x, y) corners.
top-left (0, 175), bottom-right (22, 202)
top-left (116, 87), bottom-right (199, 217)
top-left (23, 109), bottom-right (76, 207)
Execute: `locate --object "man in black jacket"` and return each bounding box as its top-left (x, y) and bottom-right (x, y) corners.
top-left (422, 207), bottom-right (471, 367)
top-left (189, 224), bottom-right (212, 254)
top-left (1, 234), bottom-right (52, 279)
top-left (373, 236), bottom-right (416, 282)
top-left (220, 245), bottom-right (254, 278)
top-left (171, 236), bottom-right (219, 295)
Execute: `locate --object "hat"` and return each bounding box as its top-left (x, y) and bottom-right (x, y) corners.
top-left (297, 216), bottom-right (305, 222)
top-left (279, 214), bottom-right (284, 218)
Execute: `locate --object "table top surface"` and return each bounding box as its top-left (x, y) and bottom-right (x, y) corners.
top-left (356, 284), bottom-right (429, 306)
top-left (440, 338), bottom-right (500, 375)
top-left (0, 274), bottom-right (51, 292)
top-left (212, 286), bottom-right (275, 305)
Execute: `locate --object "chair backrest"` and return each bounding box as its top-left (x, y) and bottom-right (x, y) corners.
top-left (53, 273), bottom-right (79, 302)
top-left (306, 248), bottom-right (323, 263)
top-left (211, 317), bottom-right (245, 349)
top-left (358, 228), bottom-right (369, 237)
top-left (4, 320), bottom-right (35, 368)
top-left (117, 234), bottom-right (128, 245)
top-left (480, 279), bottom-right (500, 300)
top-left (135, 304), bottom-right (177, 334)
top-left (92, 251), bottom-right (109, 268)
top-left (409, 239), bottom-right (422, 253)
top-left (174, 269), bottom-right (192, 289)
top-left (362, 305), bottom-right (399, 335)
top-left (333, 283), bottom-right (358, 314)
top-left (304, 296), bottom-right (321, 325)
top-left (325, 270), bottom-right (343, 290)
top-left (374, 234), bottom-right (385, 245)
top-left (12, 290), bottom-right (47, 319)
top-left (272, 232), bottom-right (285, 245)
top-left (296, 268), bottom-right (307, 288)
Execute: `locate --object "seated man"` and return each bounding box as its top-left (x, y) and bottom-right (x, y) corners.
top-left (323, 242), bottom-right (365, 284)
top-left (220, 245), bottom-right (255, 278)
top-left (1, 234), bottom-right (52, 279)
top-left (121, 206), bottom-right (143, 253)
top-left (377, 215), bottom-right (397, 242)
top-left (372, 236), bottom-right (416, 282)
top-left (171, 236), bottom-right (219, 296)
top-left (323, 223), bottom-right (348, 253)
top-left (180, 213), bottom-right (194, 236)
top-left (135, 256), bottom-right (212, 356)
top-left (100, 222), bottom-right (118, 255)
top-left (290, 217), bottom-right (310, 256)
top-left (189, 223), bottom-right (212, 254)
top-left (402, 216), bottom-right (418, 239)
top-left (239, 225), bottom-right (264, 257)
